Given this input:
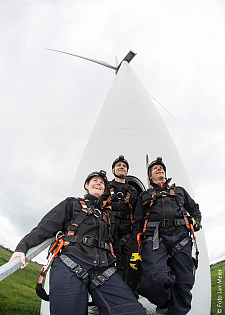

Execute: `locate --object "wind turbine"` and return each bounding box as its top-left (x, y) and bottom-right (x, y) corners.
top-left (0, 48), bottom-right (210, 315)
top-left (39, 49), bottom-right (211, 315)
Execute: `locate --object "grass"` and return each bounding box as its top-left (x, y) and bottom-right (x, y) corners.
top-left (0, 245), bottom-right (224, 314)
top-left (0, 246), bottom-right (43, 315)
top-left (210, 260), bottom-right (225, 315)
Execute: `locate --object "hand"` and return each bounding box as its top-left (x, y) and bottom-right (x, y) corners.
top-left (188, 217), bottom-right (200, 231)
top-left (9, 252), bottom-right (28, 269)
top-left (130, 253), bottom-right (142, 270)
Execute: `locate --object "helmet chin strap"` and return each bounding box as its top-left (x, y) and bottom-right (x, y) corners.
top-left (113, 171), bottom-right (126, 179)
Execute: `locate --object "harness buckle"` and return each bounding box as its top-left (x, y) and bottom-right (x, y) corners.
top-left (89, 267), bottom-right (116, 291)
top-left (91, 275), bottom-right (105, 288)
top-left (87, 206), bottom-right (94, 214)
top-left (117, 212), bottom-right (123, 218)
top-left (76, 268), bottom-right (89, 280)
top-left (160, 191), bottom-right (168, 198)
top-left (100, 241), bottom-right (110, 251)
top-left (161, 219), bottom-right (170, 228)
top-left (56, 231), bottom-right (63, 240)
top-left (174, 218), bottom-right (182, 226)
top-left (93, 208), bottom-right (102, 218)
top-left (83, 235), bottom-right (94, 247)
top-left (73, 266), bottom-right (89, 284)
top-left (117, 192), bottom-right (124, 199)
top-left (87, 206), bottom-right (102, 218)
top-left (172, 243), bottom-right (182, 255)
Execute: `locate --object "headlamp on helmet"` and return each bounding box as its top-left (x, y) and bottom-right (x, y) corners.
top-left (84, 170), bottom-right (108, 189)
top-left (148, 157), bottom-right (166, 177)
top-left (112, 155), bottom-right (129, 170)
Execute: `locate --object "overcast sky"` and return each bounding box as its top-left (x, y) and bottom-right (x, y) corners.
top-left (0, 0), bottom-right (224, 265)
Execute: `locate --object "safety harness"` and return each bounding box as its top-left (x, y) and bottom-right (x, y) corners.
top-left (36, 199), bottom-right (117, 301)
top-left (63, 199), bottom-right (116, 255)
top-left (106, 187), bottom-right (133, 213)
top-left (59, 254), bottom-right (116, 291)
top-left (104, 186), bottom-right (134, 247)
top-left (140, 183), bottom-right (199, 273)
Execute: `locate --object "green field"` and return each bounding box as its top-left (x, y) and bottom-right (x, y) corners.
top-left (0, 245), bottom-right (224, 314)
top-left (0, 246), bottom-right (42, 315)
top-left (210, 260), bottom-right (225, 315)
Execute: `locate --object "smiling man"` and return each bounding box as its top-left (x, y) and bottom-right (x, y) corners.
top-left (105, 155), bottom-right (141, 299)
top-left (130, 157), bottom-right (202, 315)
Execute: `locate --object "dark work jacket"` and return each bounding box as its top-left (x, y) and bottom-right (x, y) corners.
top-left (106, 179), bottom-right (138, 239)
top-left (132, 178), bottom-right (202, 252)
top-left (15, 194), bottom-right (123, 271)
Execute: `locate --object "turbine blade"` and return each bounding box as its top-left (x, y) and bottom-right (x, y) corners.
top-left (46, 48), bottom-right (117, 70)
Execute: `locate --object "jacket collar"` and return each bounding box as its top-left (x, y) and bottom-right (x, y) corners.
top-left (150, 178), bottom-right (172, 189)
top-left (84, 193), bottom-right (101, 204)
top-left (111, 178), bottom-right (128, 186)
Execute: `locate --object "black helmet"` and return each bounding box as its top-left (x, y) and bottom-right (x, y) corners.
top-left (148, 157), bottom-right (166, 177)
top-left (84, 170), bottom-right (108, 188)
top-left (112, 155), bottom-right (129, 170)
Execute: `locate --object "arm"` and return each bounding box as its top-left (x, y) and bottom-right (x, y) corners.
top-left (183, 188), bottom-right (202, 230)
top-left (10, 198), bottom-right (72, 266)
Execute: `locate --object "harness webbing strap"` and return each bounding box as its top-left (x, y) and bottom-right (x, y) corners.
top-left (146, 221), bottom-right (161, 250)
top-left (60, 254), bottom-right (116, 291)
top-left (111, 211), bottom-right (131, 220)
top-left (142, 185), bottom-right (192, 250)
top-left (64, 199), bottom-right (116, 259)
top-left (64, 210), bottom-right (87, 246)
top-left (79, 200), bottom-right (89, 212)
top-left (120, 232), bottom-right (132, 246)
top-left (172, 194), bottom-right (190, 230)
top-left (169, 236), bottom-right (191, 258)
top-left (146, 218), bottom-right (187, 229)
top-left (125, 190), bottom-right (133, 210)
top-left (89, 267), bottom-right (116, 291)
top-left (107, 186), bottom-right (133, 212)
top-left (60, 254), bottom-right (89, 286)
top-left (143, 212), bottom-right (150, 233)
top-left (145, 236), bottom-right (191, 259)
top-left (62, 235), bottom-right (111, 251)
top-left (145, 236), bottom-right (163, 246)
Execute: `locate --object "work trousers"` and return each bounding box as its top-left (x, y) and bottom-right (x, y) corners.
top-left (138, 230), bottom-right (195, 315)
top-left (49, 255), bottom-right (146, 315)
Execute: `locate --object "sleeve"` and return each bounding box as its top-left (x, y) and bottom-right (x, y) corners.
top-left (183, 188), bottom-right (202, 227)
top-left (131, 193), bottom-right (146, 253)
top-left (15, 198), bottom-right (72, 254)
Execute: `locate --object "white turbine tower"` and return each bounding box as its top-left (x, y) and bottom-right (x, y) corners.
top-left (41, 50), bottom-right (211, 315)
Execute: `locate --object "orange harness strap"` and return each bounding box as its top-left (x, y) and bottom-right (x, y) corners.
top-left (64, 200), bottom-right (89, 246)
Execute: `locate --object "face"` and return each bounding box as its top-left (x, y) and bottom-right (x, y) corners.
top-left (150, 164), bottom-right (165, 183)
top-left (85, 176), bottom-right (105, 198)
top-left (113, 161), bottom-right (128, 178)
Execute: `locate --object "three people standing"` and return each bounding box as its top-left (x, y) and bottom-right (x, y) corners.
top-left (10, 156), bottom-right (202, 315)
